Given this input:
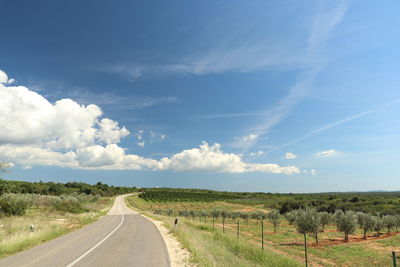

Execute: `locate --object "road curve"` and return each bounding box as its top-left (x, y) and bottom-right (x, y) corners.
top-left (0, 195), bottom-right (170, 267)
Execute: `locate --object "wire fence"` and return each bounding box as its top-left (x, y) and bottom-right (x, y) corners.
top-left (157, 211), bottom-right (400, 267)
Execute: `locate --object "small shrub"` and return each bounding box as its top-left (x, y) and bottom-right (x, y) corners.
top-left (52, 200), bottom-right (87, 213)
top-left (0, 194), bottom-right (31, 216)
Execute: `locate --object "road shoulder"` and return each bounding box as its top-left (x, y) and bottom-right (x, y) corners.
top-left (124, 198), bottom-right (195, 267)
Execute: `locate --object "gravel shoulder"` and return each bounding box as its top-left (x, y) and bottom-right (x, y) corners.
top-left (124, 200), bottom-right (195, 267)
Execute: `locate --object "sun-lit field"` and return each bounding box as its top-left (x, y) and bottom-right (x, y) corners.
top-left (127, 191), bottom-right (399, 267)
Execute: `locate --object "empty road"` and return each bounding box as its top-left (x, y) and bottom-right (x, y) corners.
top-left (0, 195), bottom-right (170, 267)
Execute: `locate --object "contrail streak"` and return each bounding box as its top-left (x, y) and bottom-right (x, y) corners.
top-left (270, 98), bottom-right (400, 153)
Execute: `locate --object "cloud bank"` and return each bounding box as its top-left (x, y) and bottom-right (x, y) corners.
top-left (0, 70), bottom-right (300, 175)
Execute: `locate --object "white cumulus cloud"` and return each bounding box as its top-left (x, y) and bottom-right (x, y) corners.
top-left (156, 142), bottom-right (246, 173)
top-left (0, 83), bottom-right (129, 150)
top-left (156, 142), bottom-right (300, 174)
top-left (285, 152), bottom-right (297, 159)
top-left (314, 149), bottom-right (340, 158)
top-left (0, 70), bottom-right (303, 175)
top-left (0, 70), bottom-right (15, 84)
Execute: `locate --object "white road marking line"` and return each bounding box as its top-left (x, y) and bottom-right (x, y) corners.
top-left (66, 214), bottom-right (125, 267)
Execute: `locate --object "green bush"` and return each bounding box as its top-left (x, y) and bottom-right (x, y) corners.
top-left (0, 194), bottom-right (31, 216)
top-left (52, 200), bottom-right (87, 213)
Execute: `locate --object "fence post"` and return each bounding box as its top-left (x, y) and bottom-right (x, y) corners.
top-left (304, 233), bottom-right (308, 267)
top-left (237, 220), bottom-right (239, 239)
top-left (261, 218), bottom-right (264, 250)
top-left (393, 251), bottom-right (397, 267)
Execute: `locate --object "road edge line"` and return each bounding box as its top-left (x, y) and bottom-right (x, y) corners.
top-left (66, 214), bottom-right (124, 267)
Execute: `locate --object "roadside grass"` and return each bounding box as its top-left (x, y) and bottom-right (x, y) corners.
top-left (128, 195), bottom-right (400, 267)
top-left (170, 220), bottom-right (301, 267)
top-left (127, 195), bottom-right (301, 267)
top-left (0, 196), bottom-right (114, 259)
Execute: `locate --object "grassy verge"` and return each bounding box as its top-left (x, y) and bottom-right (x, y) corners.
top-left (126, 195), bottom-right (301, 267)
top-left (0, 196), bottom-right (114, 259)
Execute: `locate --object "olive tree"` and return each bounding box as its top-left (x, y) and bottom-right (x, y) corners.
top-left (374, 216), bottom-right (384, 235)
top-left (382, 215), bottom-right (397, 234)
top-left (395, 215), bottom-right (400, 231)
top-left (199, 211), bottom-right (208, 222)
top-left (252, 211), bottom-right (265, 225)
top-left (166, 209), bottom-right (174, 216)
top-left (267, 210), bottom-right (282, 233)
top-left (320, 212), bottom-right (333, 232)
top-left (357, 212), bottom-right (376, 239)
top-left (211, 210), bottom-right (220, 229)
top-left (293, 208), bottom-right (322, 245)
top-left (292, 209), bottom-right (313, 266)
top-left (229, 211), bottom-right (240, 221)
top-left (220, 210), bottom-right (228, 233)
top-left (335, 210), bottom-right (357, 242)
top-left (189, 210), bottom-right (196, 220)
top-left (240, 212), bottom-right (250, 225)
top-left (285, 210), bottom-right (298, 226)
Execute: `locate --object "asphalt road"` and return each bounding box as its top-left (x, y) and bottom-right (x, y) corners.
top-left (0, 195), bottom-right (170, 267)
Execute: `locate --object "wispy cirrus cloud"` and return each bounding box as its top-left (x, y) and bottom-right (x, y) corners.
top-left (232, 133), bottom-right (259, 149)
top-left (43, 88), bottom-right (178, 110)
top-left (104, 43), bottom-right (306, 80)
top-left (314, 149), bottom-right (340, 158)
top-left (248, 150), bottom-right (265, 157)
top-left (270, 98), bottom-right (400, 153)
top-left (100, 1), bottom-right (352, 154)
top-left (190, 1), bottom-right (351, 150)
top-left (195, 111), bottom-right (266, 119)
top-left (237, 0), bottom-right (352, 150)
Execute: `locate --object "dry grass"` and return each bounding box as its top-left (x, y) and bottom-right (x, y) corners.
top-left (127, 196), bottom-right (301, 267)
top-left (0, 197), bottom-right (114, 259)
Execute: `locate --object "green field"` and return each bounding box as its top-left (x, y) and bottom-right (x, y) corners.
top-left (129, 189), bottom-right (400, 267)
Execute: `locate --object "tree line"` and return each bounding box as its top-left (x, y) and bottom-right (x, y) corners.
top-left (0, 179), bottom-right (137, 197)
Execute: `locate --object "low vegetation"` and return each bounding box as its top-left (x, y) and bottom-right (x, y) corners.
top-left (130, 188), bottom-right (400, 266)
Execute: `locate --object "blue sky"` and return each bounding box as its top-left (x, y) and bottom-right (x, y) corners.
top-left (1, 0), bottom-right (400, 192)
